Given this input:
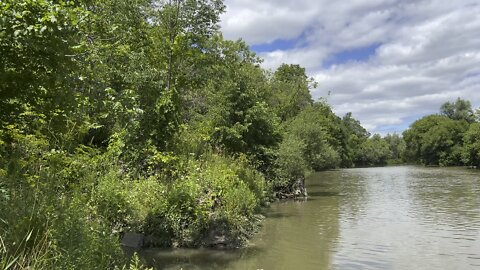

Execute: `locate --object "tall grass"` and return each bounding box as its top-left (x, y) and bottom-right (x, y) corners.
top-left (0, 227), bottom-right (53, 270)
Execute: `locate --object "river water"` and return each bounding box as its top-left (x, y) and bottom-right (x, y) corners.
top-left (141, 166), bottom-right (480, 269)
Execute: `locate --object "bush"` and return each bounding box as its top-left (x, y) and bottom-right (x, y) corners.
top-left (272, 135), bottom-right (309, 192)
top-left (462, 122), bottom-right (480, 167)
top-left (142, 153), bottom-right (266, 247)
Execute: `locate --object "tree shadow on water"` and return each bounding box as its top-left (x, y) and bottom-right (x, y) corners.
top-left (139, 245), bottom-right (266, 270)
top-left (307, 191), bottom-right (340, 197)
top-left (307, 182), bottom-right (331, 188)
top-left (265, 212), bottom-right (298, 219)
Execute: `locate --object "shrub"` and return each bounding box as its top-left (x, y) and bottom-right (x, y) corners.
top-left (142, 153), bottom-right (266, 247)
top-left (272, 135), bottom-right (309, 192)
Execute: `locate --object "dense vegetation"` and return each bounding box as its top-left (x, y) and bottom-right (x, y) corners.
top-left (0, 0), bottom-right (384, 269)
top-left (1, 1), bottom-right (478, 269)
top-left (403, 98), bottom-right (480, 167)
top-left (347, 98), bottom-right (480, 168)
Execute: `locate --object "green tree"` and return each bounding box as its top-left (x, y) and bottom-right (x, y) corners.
top-left (342, 112), bottom-right (370, 167)
top-left (440, 98), bottom-right (475, 123)
top-left (283, 103), bottom-right (341, 171)
top-left (175, 37), bottom-right (282, 171)
top-left (0, 0), bottom-right (90, 149)
top-left (273, 134), bottom-right (309, 193)
top-left (403, 115), bottom-right (468, 165)
top-left (384, 133), bottom-right (406, 163)
top-left (462, 122), bottom-right (480, 167)
top-left (268, 64), bottom-right (314, 121)
top-left (211, 58), bottom-right (281, 168)
top-left (354, 134), bottom-right (390, 167)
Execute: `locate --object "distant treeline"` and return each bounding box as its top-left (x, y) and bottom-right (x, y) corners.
top-left (352, 98), bottom-right (480, 168)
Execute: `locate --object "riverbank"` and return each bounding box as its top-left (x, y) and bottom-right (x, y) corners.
top-left (121, 177), bottom-right (308, 250)
top-left (135, 166), bottom-right (480, 270)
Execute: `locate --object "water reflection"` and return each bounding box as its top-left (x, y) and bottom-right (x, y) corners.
top-left (331, 166), bottom-right (480, 269)
top-left (139, 247), bottom-right (265, 270)
top-left (407, 167), bottom-right (480, 225)
top-left (139, 166), bottom-right (480, 269)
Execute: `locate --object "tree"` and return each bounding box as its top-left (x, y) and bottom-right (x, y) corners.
top-left (268, 64), bottom-right (314, 121)
top-left (440, 98), bottom-right (475, 123)
top-left (403, 115), bottom-right (468, 165)
top-left (283, 104), bottom-right (341, 171)
top-left (384, 133), bottom-right (406, 162)
top-left (354, 134), bottom-right (390, 167)
top-left (200, 39), bottom-right (281, 170)
top-left (462, 123), bottom-right (480, 167)
top-left (0, 0), bottom-right (89, 148)
top-left (342, 112), bottom-right (370, 167)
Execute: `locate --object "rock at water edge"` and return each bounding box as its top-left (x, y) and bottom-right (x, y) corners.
top-left (121, 232), bottom-right (144, 249)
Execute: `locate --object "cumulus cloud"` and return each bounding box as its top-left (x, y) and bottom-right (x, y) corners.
top-left (219, 0), bottom-right (480, 134)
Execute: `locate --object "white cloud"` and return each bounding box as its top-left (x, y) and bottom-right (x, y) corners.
top-left (220, 0), bottom-right (321, 44)
top-left (220, 0), bottom-right (480, 134)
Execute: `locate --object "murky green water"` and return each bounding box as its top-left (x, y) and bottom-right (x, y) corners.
top-left (140, 166), bottom-right (480, 269)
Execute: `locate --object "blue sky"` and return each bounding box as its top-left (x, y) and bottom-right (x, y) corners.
top-left (322, 43), bottom-right (381, 68)
top-left (220, 0), bottom-right (480, 135)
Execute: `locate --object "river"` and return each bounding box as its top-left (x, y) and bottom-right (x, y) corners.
top-left (139, 166), bottom-right (480, 269)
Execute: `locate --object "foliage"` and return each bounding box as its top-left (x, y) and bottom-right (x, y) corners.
top-left (440, 98), bottom-right (475, 123)
top-left (0, 129), bottom-right (125, 270)
top-left (403, 98), bottom-right (480, 166)
top-left (143, 154), bottom-right (266, 247)
top-left (403, 115), bottom-right (469, 166)
top-left (462, 122), bottom-right (480, 167)
top-left (0, 225), bottom-right (53, 270)
top-left (268, 64), bottom-right (314, 121)
top-left (283, 103), bottom-right (342, 171)
top-left (272, 134), bottom-right (309, 192)
top-left (1, 0), bottom-right (386, 269)
top-left (354, 134), bottom-right (391, 167)
top-left (384, 133), bottom-right (406, 164)
top-left (0, 0), bottom-right (88, 129)
top-left (114, 253), bottom-right (152, 270)
top-left (204, 39), bottom-right (282, 171)
top-left (341, 112), bottom-right (371, 166)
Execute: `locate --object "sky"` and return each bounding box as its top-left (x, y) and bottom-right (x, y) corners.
top-left (219, 0), bottom-right (480, 135)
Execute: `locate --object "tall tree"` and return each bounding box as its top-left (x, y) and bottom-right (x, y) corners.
top-left (384, 133), bottom-right (406, 162)
top-left (206, 40), bottom-right (281, 169)
top-left (268, 64), bottom-right (314, 121)
top-left (440, 98), bottom-right (475, 123)
top-left (283, 103), bottom-right (342, 171)
top-left (0, 0), bottom-right (89, 146)
top-left (461, 123), bottom-right (480, 167)
top-left (403, 115), bottom-right (468, 165)
top-left (341, 112), bottom-right (370, 167)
